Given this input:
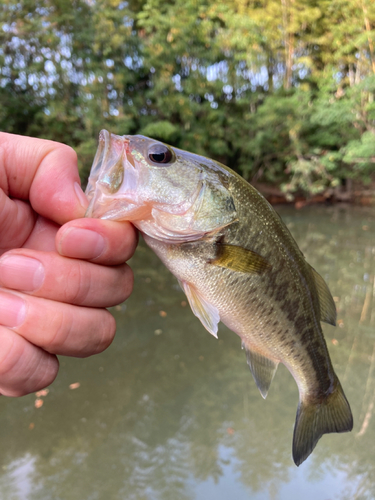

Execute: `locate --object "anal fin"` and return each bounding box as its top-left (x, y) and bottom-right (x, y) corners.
top-left (309, 265), bottom-right (337, 326)
top-left (242, 341), bottom-right (279, 399)
top-left (179, 280), bottom-right (220, 338)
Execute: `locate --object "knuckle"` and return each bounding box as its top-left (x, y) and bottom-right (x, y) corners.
top-left (66, 309), bottom-right (116, 358)
top-left (5, 355), bottom-right (59, 397)
top-left (93, 310), bottom-right (116, 354)
top-left (112, 264), bottom-right (134, 303)
top-left (122, 265), bottom-right (134, 300)
top-left (32, 353), bottom-right (59, 391)
top-left (0, 330), bottom-right (22, 378)
top-left (42, 304), bottom-right (115, 357)
top-left (0, 328), bottom-right (59, 396)
top-left (44, 309), bottom-right (70, 353)
top-left (44, 141), bottom-right (78, 167)
top-left (57, 143), bottom-right (77, 162)
top-left (64, 262), bottom-right (92, 305)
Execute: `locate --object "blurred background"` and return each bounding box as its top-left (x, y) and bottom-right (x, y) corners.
top-left (1, 3), bottom-right (375, 499)
top-left (1, 0), bottom-right (374, 200)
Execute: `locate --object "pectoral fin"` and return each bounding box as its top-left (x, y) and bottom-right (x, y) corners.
top-left (242, 341), bottom-right (279, 399)
top-left (310, 265), bottom-right (337, 326)
top-left (179, 280), bottom-right (220, 338)
top-left (211, 244), bottom-right (271, 274)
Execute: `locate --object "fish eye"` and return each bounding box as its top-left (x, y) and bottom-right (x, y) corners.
top-left (148, 144), bottom-right (174, 165)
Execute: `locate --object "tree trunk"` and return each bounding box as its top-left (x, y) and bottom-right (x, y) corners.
top-left (361, 0), bottom-right (375, 74)
top-left (280, 0), bottom-right (294, 89)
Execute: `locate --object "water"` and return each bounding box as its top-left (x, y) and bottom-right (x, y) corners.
top-left (0, 205), bottom-right (374, 500)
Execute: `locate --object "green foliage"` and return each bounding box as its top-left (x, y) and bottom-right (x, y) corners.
top-left (140, 121), bottom-right (180, 143)
top-left (1, 0), bottom-right (375, 196)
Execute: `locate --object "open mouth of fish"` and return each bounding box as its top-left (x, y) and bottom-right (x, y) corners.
top-left (85, 129), bottom-right (150, 221)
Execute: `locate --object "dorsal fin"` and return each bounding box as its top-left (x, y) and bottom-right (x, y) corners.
top-left (242, 341), bottom-right (279, 399)
top-left (179, 280), bottom-right (220, 338)
top-left (309, 266), bottom-right (337, 326)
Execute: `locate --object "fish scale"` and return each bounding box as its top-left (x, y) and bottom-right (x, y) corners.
top-left (85, 130), bottom-right (353, 466)
top-left (227, 177), bottom-right (330, 384)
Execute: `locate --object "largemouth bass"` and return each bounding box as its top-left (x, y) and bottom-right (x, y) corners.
top-left (85, 130), bottom-right (353, 466)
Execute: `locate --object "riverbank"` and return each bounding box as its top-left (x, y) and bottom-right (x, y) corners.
top-left (254, 180), bottom-right (375, 207)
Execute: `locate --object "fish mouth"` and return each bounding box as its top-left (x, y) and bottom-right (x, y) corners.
top-left (85, 130), bottom-right (145, 220)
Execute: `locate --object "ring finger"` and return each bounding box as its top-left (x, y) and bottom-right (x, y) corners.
top-left (0, 289), bottom-right (117, 357)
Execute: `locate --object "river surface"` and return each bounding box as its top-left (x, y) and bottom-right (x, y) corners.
top-left (0, 205), bottom-right (374, 500)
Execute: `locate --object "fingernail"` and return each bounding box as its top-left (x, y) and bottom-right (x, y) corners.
top-left (74, 182), bottom-right (88, 209)
top-left (0, 292), bottom-right (26, 327)
top-left (0, 255), bottom-right (45, 292)
top-left (59, 228), bottom-right (106, 260)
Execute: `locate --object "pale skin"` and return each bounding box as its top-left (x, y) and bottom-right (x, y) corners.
top-left (0, 132), bottom-right (137, 397)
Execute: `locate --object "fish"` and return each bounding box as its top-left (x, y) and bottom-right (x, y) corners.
top-left (85, 129), bottom-right (353, 466)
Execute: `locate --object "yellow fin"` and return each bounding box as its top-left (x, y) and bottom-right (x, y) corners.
top-left (293, 377), bottom-right (353, 466)
top-left (211, 244), bottom-right (271, 274)
top-left (242, 341), bottom-right (279, 399)
top-left (310, 265), bottom-right (337, 326)
top-left (179, 280), bottom-right (220, 338)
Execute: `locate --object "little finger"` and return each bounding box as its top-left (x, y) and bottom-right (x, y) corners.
top-left (0, 326), bottom-right (59, 397)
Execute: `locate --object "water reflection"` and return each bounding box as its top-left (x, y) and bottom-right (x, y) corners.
top-left (0, 205), bottom-right (374, 499)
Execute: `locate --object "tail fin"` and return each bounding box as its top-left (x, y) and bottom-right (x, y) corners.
top-left (293, 378), bottom-right (353, 466)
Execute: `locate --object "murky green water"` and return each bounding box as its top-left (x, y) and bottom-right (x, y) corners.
top-left (1, 205), bottom-right (375, 500)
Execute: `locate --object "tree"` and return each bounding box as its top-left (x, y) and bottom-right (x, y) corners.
top-left (1, 0), bottom-right (374, 196)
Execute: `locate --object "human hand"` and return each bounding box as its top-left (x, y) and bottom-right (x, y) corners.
top-left (0, 132), bottom-right (137, 397)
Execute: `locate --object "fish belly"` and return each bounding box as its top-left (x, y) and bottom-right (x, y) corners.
top-left (143, 233), bottom-right (327, 391)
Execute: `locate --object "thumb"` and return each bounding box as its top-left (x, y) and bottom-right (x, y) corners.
top-left (0, 133), bottom-right (88, 225)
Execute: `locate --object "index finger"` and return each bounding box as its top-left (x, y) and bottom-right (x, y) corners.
top-left (56, 218), bottom-right (138, 265)
top-left (0, 132), bottom-right (88, 225)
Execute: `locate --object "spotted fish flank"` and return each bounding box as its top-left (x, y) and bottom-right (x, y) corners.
top-left (85, 130), bottom-right (353, 466)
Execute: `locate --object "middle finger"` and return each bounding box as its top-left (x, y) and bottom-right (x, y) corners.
top-left (0, 249), bottom-right (133, 307)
